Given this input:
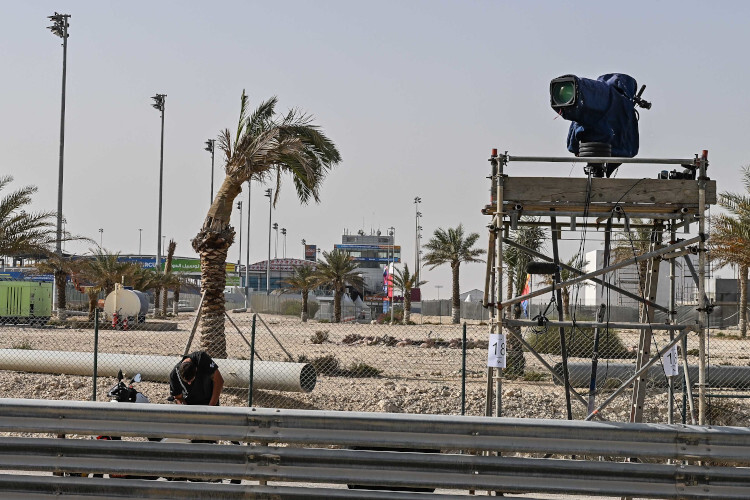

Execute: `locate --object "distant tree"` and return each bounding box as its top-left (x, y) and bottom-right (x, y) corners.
top-left (710, 166), bottom-right (750, 337)
top-left (315, 249), bottom-right (363, 323)
top-left (423, 224), bottom-right (485, 324)
top-left (391, 263), bottom-right (426, 324)
top-left (191, 91), bottom-right (341, 357)
top-left (282, 263), bottom-right (318, 322)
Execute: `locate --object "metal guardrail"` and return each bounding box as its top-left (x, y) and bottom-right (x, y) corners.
top-left (2, 399), bottom-right (750, 498)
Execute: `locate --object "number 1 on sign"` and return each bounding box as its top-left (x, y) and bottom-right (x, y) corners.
top-left (662, 345), bottom-right (679, 377)
top-left (488, 333), bottom-right (506, 368)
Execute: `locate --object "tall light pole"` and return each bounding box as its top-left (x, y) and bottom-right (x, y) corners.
top-left (98, 228), bottom-right (103, 247)
top-left (236, 200), bottom-right (243, 285)
top-left (301, 239), bottom-right (306, 260)
top-left (205, 139), bottom-right (215, 205)
top-left (151, 93), bottom-right (166, 272)
top-left (138, 228), bottom-right (142, 255)
top-left (48, 12), bottom-right (71, 256)
top-left (414, 197), bottom-right (421, 281)
top-left (265, 189), bottom-right (272, 294)
top-left (245, 180), bottom-right (251, 306)
top-left (281, 228), bottom-right (287, 258)
top-left (388, 226), bottom-right (395, 323)
top-left (273, 223), bottom-right (279, 259)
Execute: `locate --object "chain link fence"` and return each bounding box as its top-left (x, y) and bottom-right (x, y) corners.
top-left (0, 292), bottom-right (748, 426)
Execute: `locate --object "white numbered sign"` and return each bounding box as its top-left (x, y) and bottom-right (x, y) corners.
top-left (487, 333), bottom-right (506, 368)
top-left (662, 345), bottom-right (679, 377)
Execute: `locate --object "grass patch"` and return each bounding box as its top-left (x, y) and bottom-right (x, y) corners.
top-left (298, 354), bottom-right (382, 378)
top-left (522, 370), bottom-right (548, 382)
top-left (526, 327), bottom-right (633, 359)
top-left (11, 340), bottom-right (34, 350)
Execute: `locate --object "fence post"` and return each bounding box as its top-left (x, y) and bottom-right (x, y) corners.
top-left (92, 308), bottom-right (99, 402)
top-left (461, 322), bottom-right (467, 415)
top-left (248, 314), bottom-right (256, 407)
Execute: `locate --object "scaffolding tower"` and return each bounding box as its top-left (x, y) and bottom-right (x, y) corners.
top-left (482, 150), bottom-right (715, 425)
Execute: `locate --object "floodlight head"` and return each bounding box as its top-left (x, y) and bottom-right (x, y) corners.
top-left (204, 140), bottom-right (214, 152)
top-left (273, 223), bottom-right (278, 230)
top-left (151, 94), bottom-right (165, 111)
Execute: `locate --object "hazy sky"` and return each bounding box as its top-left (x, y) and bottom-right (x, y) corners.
top-left (2, 1), bottom-right (748, 297)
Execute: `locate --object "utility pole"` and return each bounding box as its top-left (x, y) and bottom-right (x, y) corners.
top-left (414, 197), bottom-right (421, 281)
top-left (265, 189), bottom-right (272, 295)
top-left (237, 200), bottom-right (243, 285)
top-left (48, 12), bottom-right (71, 256)
top-left (245, 180), bottom-right (251, 307)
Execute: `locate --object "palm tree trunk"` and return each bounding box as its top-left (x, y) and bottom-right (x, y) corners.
top-left (505, 303), bottom-right (526, 376)
top-left (561, 288), bottom-right (571, 320)
top-left (192, 176), bottom-right (242, 358)
top-left (154, 289), bottom-right (161, 316)
top-left (334, 289), bottom-right (342, 323)
top-left (404, 293), bottom-right (411, 324)
top-left (301, 290), bottom-right (309, 322)
top-left (54, 270), bottom-right (67, 319)
top-left (451, 263), bottom-right (461, 324)
top-left (87, 290), bottom-right (98, 321)
top-left (173, 284), bottom-right (180, 316)
top-left (198, 245), bottom-right (230, 358)
top-left (740, 264), bottom-right (748, 337)
top-left (505, 268), bottom-right (515, 319)
top-left (161, 287), bottom-right (169, 316)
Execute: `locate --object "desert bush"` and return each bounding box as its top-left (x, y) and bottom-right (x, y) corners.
top-left (11, 340), bottom-right (33, 350)
top-left (298, 354), bottom-right (381, 378)
top-left (310, 330), bottom-right (329, 344)
top-left (526, 327), bottom-right (633, 359)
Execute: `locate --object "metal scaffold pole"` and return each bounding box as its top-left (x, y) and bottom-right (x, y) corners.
top-left (697, 150), bottom-right (709, 425)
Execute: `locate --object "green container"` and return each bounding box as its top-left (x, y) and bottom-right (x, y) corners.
top-left (0, 281), bottom-right (52, 325)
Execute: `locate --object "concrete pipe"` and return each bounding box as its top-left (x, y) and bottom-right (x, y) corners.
top-left (0, 349), bottom-right (316, 393)
top-left (555, 362), bottom-right (750, 390)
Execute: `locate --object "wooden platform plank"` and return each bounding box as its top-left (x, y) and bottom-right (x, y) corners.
top-left (502, 177), bottom-right (717, 206)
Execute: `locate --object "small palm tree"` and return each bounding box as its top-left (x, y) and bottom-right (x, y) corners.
top-left (541, 252), bottom-right (588, 320)
top-left (710, 166), bottom-right (750, 336)
top-left (0, 176), bottom-right (56, 257)
top-left (191, 91), bottom-right (341, 357)
top-left (315, 249), bottom-right (363, 323)
top-left (282, 263), bottom-right (318, 322)
top-left (423, 224), bottom-right (485, 324)
top-left (502, 222), bottom-right (546, 375)
top-left (391, 263), bottom-right (426, 324)
top-left (79, 249), bottom-right (140, 297)
top-left (35, 253), bottom-right (81, 319)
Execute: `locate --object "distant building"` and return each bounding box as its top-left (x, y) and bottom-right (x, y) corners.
top-left (335, 229), bottom-right (400, 294)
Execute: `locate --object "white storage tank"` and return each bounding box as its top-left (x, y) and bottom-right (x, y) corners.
top-left (104, 286), bottom-right (148, 323)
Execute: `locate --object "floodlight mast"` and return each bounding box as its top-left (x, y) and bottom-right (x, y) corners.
top-left (48, 12), bottom-right (71, 256)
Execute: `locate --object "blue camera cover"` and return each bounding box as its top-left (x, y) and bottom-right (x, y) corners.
top-left (557, 73), bottom-right (639, 158)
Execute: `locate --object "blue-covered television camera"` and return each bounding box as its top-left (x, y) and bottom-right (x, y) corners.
top-left (550, 73), bottom-right (651, 177)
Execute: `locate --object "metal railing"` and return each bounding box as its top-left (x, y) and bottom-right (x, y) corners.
top-left (2, 398), bottom-right (750, 498)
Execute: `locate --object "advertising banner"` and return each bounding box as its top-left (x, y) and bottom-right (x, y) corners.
top-left (305, 245), bottom-right (317, 262)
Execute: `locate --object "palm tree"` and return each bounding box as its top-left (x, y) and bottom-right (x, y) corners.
top-left (79, 249), bottom-right (140, 297)
top-left (282, 263), bottom-right (318, 322)
top-left (315, 249), bottom-right (363, 323)
top-left (423, 224), bottom-right (485, 324)
top-left (541, 253), bottom-right (588, 320)
top-left (391, 263), bottom-right (426, 324)
top-left (0, 176), bottom-right (56, 257)
top-left (710, 166), bottom-right (750, 336)
top-left (502, 222), bottom-right (545, 375)
top-left (35, 253), bottom-right (81, 319)
top-left (191, 92), bottom-right (341, 357)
